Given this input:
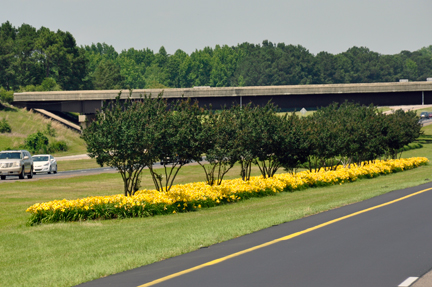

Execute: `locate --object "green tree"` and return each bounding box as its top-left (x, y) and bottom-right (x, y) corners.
top-left (117, 56), bottom-right (146, 89)
top-left (271, 112), bottom-right (311, 174)
top-left (197, 108), bottom-right (239, 185)
top-left (166, 49), bottom-right (189, 88)
top-left (14, 24), bottom-right (42, 88)
top-left (92, 59), bottom-right (124, 90)
top-left (209, 45), bottom-right (241, 87)
top-left (147, 99), bottom-right (207, 191)
top-left (82, 92), bottom-right (166, 196)
top-left (384, 109), bottom-right (422, 159)
top-left (0, 21), bottom-right (17, 90)
top-left (189, 48), bottom-right (213, 86)
top-left (0, 87), bottom-right (14, 103)
top-left (230, 104), bottom-right (255, 181)
top-left (247, 103), bottom-right (284, 178)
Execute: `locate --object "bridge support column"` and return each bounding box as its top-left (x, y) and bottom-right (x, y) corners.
top-left (78, 114), bottom-right (96, 129)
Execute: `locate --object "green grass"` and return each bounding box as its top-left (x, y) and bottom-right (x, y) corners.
top-left (0, 105), bottom-right (87, 156)
top-left (1, 132), bottom-right (432, 286)
top-left (57, 158), bottom-right (100, 171)
top-left (377, 106), bottom-right (390, 113)
top-left (415, 107), bottom-right (432, 115)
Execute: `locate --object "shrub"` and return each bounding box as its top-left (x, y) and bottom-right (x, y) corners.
top-left (48, 140), bottom-right (68, 152)
top-left (26, 157), bottom-right (429, 225)
top-left (0, 87), bottom-right (13, 104)
top-left (0, 118), bottom-right (11, 133)
top-left (44, 122), bottom-right (56, 137)
top-left (24, 132), bottom-right (49, 154)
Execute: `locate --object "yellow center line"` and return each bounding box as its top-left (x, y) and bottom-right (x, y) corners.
top-left (138, 187), bottom-right (432, 287)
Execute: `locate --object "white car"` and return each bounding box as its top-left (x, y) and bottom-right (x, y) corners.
top-left (32, 154), bottom-right (57, 174)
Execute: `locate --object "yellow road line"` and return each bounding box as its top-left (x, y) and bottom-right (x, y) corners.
top-left (138, 187), bottom-right (432, 287)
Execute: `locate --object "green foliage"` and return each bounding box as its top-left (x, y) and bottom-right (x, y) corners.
top-left (384, 109), bottom-right (423, 159)
top-left (44, 122), bottom-right (56, 137)
top-left (0, 118), bottom-right (11, 133)
top-left (0, 87), bottom-right (13, 103)
top-left (82, 95), bottom-right (423, 191)
top-left (24, 131), bottom-right (49, 153)
top-left (40, 77), bottom-right (62, 91)
top-left (148, 98), bottom-right (208, 191)
top-left (3, 21), bottom-right (432, 91)
top-left (304, 102), bottom-right (422, 168)
top-left (198, 108), bottom-right (239, 185)
top-left (48, 140), bottom-right (68, 152)
top-left (1, 22), bottom-right (87, 91)
top-left (82, 92), bottom-right (166, 196)
top-left (308, 102), bottom-right (387, 169)
top-left (18, 78), bottom-right (62, 92)
top-left (92, 59), bottom-right (125, 90)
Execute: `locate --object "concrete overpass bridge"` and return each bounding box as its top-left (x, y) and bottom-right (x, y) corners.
top-left (13, 81), bottom-right (432, 126)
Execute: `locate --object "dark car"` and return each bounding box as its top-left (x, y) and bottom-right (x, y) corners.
top-left (420, 112), bottom-right (431, 119)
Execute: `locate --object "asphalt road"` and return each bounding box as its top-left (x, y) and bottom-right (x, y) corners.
top-left (420, 118), bottom-right (432, 126)
top-left (0, 166), bottom-right (117, 182)
top-left (77, 182), bottom-right (432, 287)
top-left (0, 161), bottom-right (196, 182)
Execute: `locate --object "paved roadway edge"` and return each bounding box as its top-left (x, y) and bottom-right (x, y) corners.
top-left (137, 187), bottom-right (432, 287)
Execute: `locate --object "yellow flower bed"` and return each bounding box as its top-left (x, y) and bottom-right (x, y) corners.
top-left (26, 157), bottom-right (428, 225)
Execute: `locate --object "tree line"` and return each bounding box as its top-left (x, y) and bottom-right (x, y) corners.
top-left (82, 94), bottom-right (422, 196)
top-left (1, 21), bottom-right (432, 94)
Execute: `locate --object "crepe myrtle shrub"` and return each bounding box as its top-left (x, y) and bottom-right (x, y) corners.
top-left (245, 102), bottom-right (280, 178)
top-left (343, 103), bottom-right (387, 164)
top-left (148, 98), bottom-right (209, 191)
top-left (244, 102), bottom-right (285, 178)
top-left (197, 107), bottom-right (240, 185)
top-left (305, 102), bottom-right (384, 170)
top-left (228, 103), bottom-right (256, 181)
top-left (278, 113), bottom-right (312, 174)
top-left (240, 102), bottom-right (311, 178)
top-left (384, 109), bottom-right (422, 159)
top-left (325, 102), bottom-right (387, 166)
top-left (305, 103), bottom-right (346, 171)
top-left (82, 91), bottom-right (166, 196)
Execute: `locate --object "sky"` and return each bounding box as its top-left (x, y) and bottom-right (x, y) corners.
top-left (1, 0), bottom-right (431, 55)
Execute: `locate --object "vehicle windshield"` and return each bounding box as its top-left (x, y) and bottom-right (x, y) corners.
top-left (0, 152), bottom-right (22, 159)
top-left (33, 156), bottom-right (49, 162)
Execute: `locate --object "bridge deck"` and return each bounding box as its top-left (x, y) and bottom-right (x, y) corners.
top-left (13, 81), bottom-right (432, 102)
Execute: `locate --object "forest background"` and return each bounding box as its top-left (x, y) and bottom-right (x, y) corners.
top-left (1, 21), bottom-right (432, 94)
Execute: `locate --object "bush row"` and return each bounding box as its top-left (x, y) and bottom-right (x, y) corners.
top-left (26, 157), bottom-right (428, 225)
top-left (82, 95), bottom-right (423, 196)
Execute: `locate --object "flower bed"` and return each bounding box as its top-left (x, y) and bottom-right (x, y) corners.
top-left (26, 157), bottom-right (428, 225)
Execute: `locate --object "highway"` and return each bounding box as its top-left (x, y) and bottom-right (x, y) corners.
top-left (0, 160), bottom-right (198, 182)
top-left (77, 182), bottom-right (432, 287)
top-left (0, 166), bottom-right (117, 182)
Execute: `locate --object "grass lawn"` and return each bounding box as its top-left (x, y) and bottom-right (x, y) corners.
top-left (0, 105), bottom-right (87, 156)
top-left (57, 158), bottom-right (100, 171)
top-left (1, 134), bottom-right (432, 286)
